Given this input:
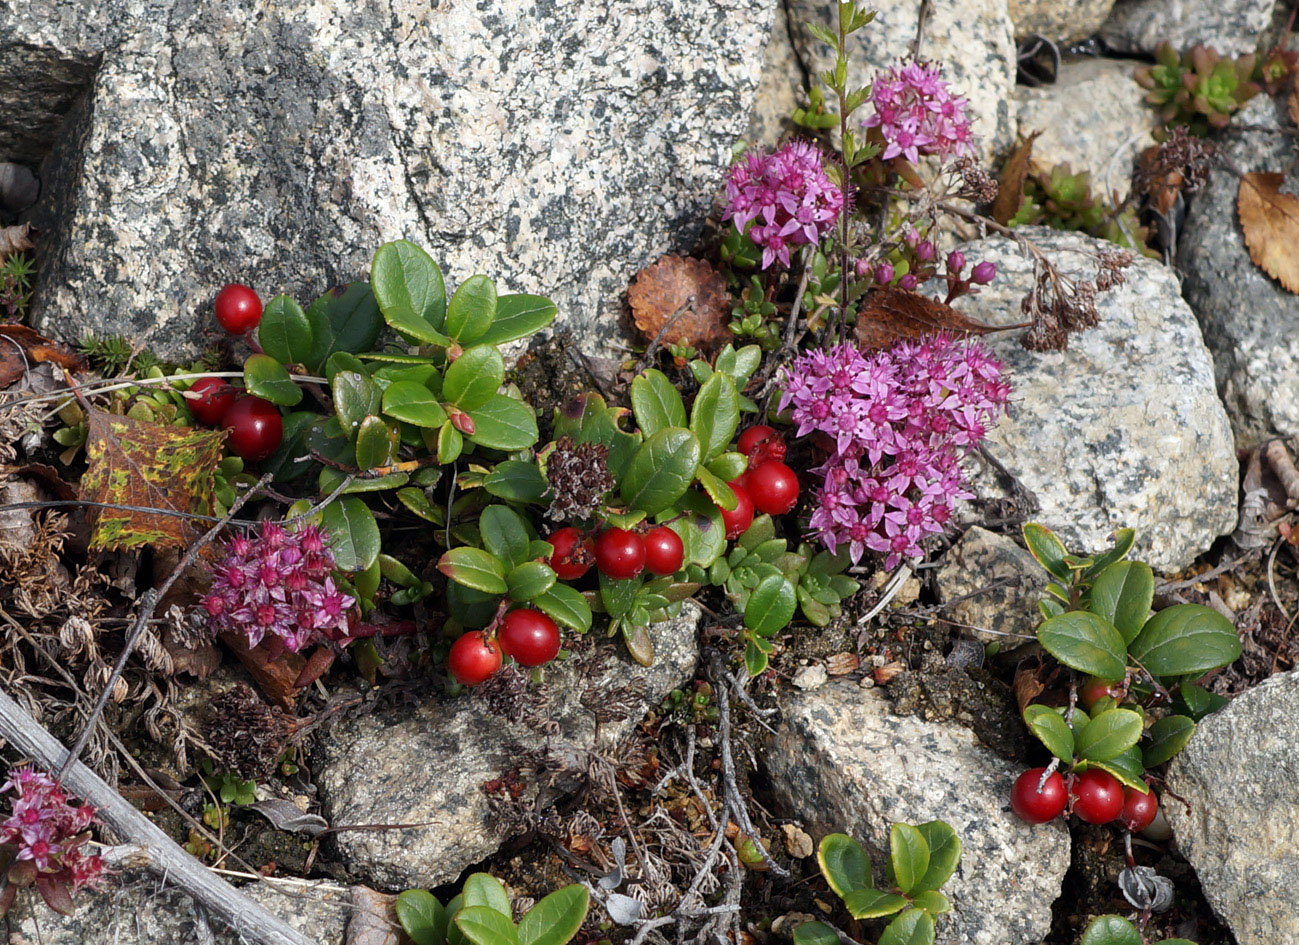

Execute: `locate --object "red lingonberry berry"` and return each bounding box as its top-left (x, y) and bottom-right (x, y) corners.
top-left (546, 527), bottom-right (593, 581)
top-left (719, 481), bottom-right (754, 540)
top-left (214, 283), bottom-right (263, 334)
top-left (448, 631), bottom-right (502, 685)
top-left (643, 526), bottom-right (684, 576)
top-left (187, 376), bottom-right (238, 426)
top-left (222, 395), bottom-right (283, 462)
top-left (746, 460), bottom-right (800, 515)
top-left (1080, 677), bottom-right (1121, 710)
top-left (1119, 787), bottom-right (1159, 832)
top-left (1070, 769), bottom-right (1124, 824)
top-left (498, 609), bottom-right (561, 667)
top-left (594, 528), bottom-right (646, 580)
top-left (1010, 767), bottom-right (1067, 824)
top-left (736, 425), bottom-right (787, 468)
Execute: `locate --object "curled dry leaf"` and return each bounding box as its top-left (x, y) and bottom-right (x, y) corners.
top-left (780, 823), bottom-right (814, 859)
top-left (248, 799), bottom-right (329, 837)
top-left (0, 325), bottom-right (87, 390)
top-left (1013, 665), bottom-right (1047, 715)
top-left (855, 286), bottom-right (1012, 351)
top-left (824, 651), bottom-right (860, 676)
top-left (1238, 171), bottom-right (1299, 293)
top-left (0, 222), bottom-right (34, 261)
top-left (992, 131), bottom-right (1040, 225)
top-left (628, 254), bottom-right (731, 355)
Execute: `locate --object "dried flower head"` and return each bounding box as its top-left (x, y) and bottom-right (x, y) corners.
top-left (952, 156), bottom-right (998, 204)
top-left (202, 521), bottom-right (354, 653)
top-left (545, 436), bottom-right (615, 522)
top-left (723, 140), bottom-right (845, 269)
top-left (779, 337), bottom-right (1010, 569)
top-left (202, 683), bottom-right (294, 781)
top-left (862, 60), bottom-right (976, 164)
top-left (0, 766), bottom-right (105, 914)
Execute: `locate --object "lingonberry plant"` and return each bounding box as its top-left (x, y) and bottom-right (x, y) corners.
top-left (0, 767), bottom-right (105, 915)
top-left (1078, 914), bottom-right (1197, 945)
top-left (1010, 524), bottom-right (1241, 826)
top-left (395, 872), bottom-right (588, 945)
top-left (794, 822), bottom-right (962, 945)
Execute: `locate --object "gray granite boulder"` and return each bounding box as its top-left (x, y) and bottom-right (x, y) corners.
top-left (4, 870), bottom-right (350, 944)
top-left (951, 228), bottom-right (1237, 572)
top-left (4, 0), bottom-right (772, 359)
top-left (747, 1), bottom-right (807, 148)
top-left (1166, 671), bottom-right (1299, 945)
top-left (1101, 0), bottom-right (1273, 57)
top-left (1014, 57), bottom-right (1158, 202)
top-left (935, 526), bottom-right (1046, 647)
top-left (788, 0), bottom-right (1017, 160)
top-left (765, 681), bottom-right (1070, 945)
top-left (1009, 0), bottom-right (1116, 43)
top-left (315, 606), bottom-right (699, 890)
top-left (1179, 95), bottom-right (1299, 447)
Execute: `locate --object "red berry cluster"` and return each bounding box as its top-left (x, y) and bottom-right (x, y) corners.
top-left (448, 608), bottom-right (563, 686)
top-left (188, 284), bottom-right (283, 462)
top-left (1010, 767), bottom-right (1158, 832)
top-left (724, 425), bottom-right (800, 538)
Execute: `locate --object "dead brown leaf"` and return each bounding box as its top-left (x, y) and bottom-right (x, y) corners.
top-left (628, 255), bottom-right (731, 356)
top-left (79, 408), bottom-right (226, 551)
top-left (346, 887), bottom-right (402, 945)
top-left (0, 222), bottom-right (33, 261)
top-left (992, 132), bottom-right (1040, 225)
top-left (824, 651), bottom-right (860, 676)
top-left (855, 287), bottom-right (1013, 351)
top-left (220, 632), bottom-right (305, 709)
top-left (780, 823), bottom-right (814, 859)
top-left (1238, 171), bottom-right (1299, 293)
top-left (0, 325), bottom-right (86, 390)
top-left (1013, 665), bottom-right (1047, 715)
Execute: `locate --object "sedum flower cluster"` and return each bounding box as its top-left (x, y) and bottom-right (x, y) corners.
top-left (862, 60), bottom-right (975, 164)
top-left (0, 767), bottom-right (104, 913)
top-left (203, 521), bottom-right (354, 652)
top-left (780, 336), bottom-right (1010, 569)
top-left (723, 140), bottom-right (845, 270)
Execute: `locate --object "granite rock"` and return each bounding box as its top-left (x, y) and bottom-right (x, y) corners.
top-left (314, 606), bottom-right (700, 890)
top-left (4, 0), bottom-right (772, 359)
top-left (746, 0), bottom-right (807, 148)
top-left (1008, 0), bottom-right (1116, 43)
top-left (789, 0), bottom-right (1017, 160)
top-left (1100, 0), bottom-right (1273, 57)
top-left (1014, 57), bottom-right (1158, 202)
top-left (951, 228), bottom-right (1237, 571)
top-left (1178, 94), bottom-right (1299, 447)
top-left (764, 681), bottom-right (1070, 945)
top-left (1166, 670), bottom-right (1299, 945)
top-left (4, 870), bottom-right (351, 944)
top-left (935, 526), bottom-right (1046, 647)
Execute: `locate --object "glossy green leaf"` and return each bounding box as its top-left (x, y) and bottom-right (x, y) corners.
top-left (1090, 561), bottom-right (1154, 645)
top-left (461, 873), bottom-right (511, 915)
top-left (599, 572), bottom-right (640, 619)
top-left (258, 294), bottom-right (313, 365)
top-left (1176, 681), bottom-right (1228, 721)
top-left (707, 451), bottom-right (748, 482)
top-left (455, 906), bottom-right (518, 945)
top-left (1079, 915), bottom-right (1142, 945)
top-left (1128, 604), bottom-right (1242, 678)
top-left (1086, 746), bottom-right (1147, 791)
top-left (243, 353), bottom-right (303, 406)
top-left (912, 821), bottom-right (961, 893)
top-left (630, 369), bottom-right (687, 437)
top-left (518, 884), bottom-right (588, 945)
top-left (1036, 610), bottom-right (1127, 680)
top-left (325, 351), bottom-right (368, 384)
top-left (306, 282), bottom-right (383, 365)
top-left (396, 889), bottom-right (448, 945)
top-left (482, 460), bottom-right (548, 503)
top-left (1023, 704), bottom-right (1076, 762)
top-left (1082, 528), bottom-right (1137, 579)
top-left (355, 415), bottom-right (398, 469)
top-left (696, 466), bottom-right (737, 511)
top-left (878, 909), bottom-right (935, 945)
top-left (534, 583), bottom-right (592, 633)
top-left (1075, 707), bottom-right (1144, 762)
top-left (909, 891), bottom-right (950, 915)
top-left (371, 240), bottom-right (447, 338)
top-left (1142, 714), bottom-right (1196, 768)
top-left (476, 294), bottom-right (557, 347)
top-left (480, 505), bottom-right (530, 569)
top-left (320, 497), bottom-right (380, 572)
top-left (468, 394), bottom-right (539, 451)
top-left (262, 411), bottom-right (319, 482)
top-left (398, 486), bottom-right (442, 524)
top-left (446, 275), bottom-right (497, 345)
top-left (444, 346), bottom-right (505, 411)
top-left (383, 381), bottom-right (449, 428)
top-left (690, 372), bottom-right (740, 461)
top-left (667, 491), bottom-right (727, 568)
top-left (843, 888), bottom-right (909, 920)
top-left (506, 562), bottom-right (556, 601)
top-left (817, 833), bottom-right (871, 897)
top-left (744, 638), bottom-right (768, 676)
top-left (792, 922), bottom-right (841, 945)
top-left (378, 552), bottom-right (420, 588)
top-left (889, 823), bottom-right (930, 895)
top-left (333, 371), bottom-right (382, 438)
top-left (744, 574), bottom-right (796, 637)
top-left (438, 421), bottom-right (464, 463)
top-left (438, 547), bottom-right (508, 594)
top-left (1022, 523), bottom-right (1071, 580)
top-left (621, 427), bottom-right (701, 514)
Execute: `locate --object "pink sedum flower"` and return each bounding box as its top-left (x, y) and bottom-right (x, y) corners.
top-left (724, 140), bottom-right (845, 269)
top-left (202, 522), bottom-right (354, 652)
top-left (0, 766), bottom-right (105, 903)
top-left (862, 60), bottom-right (976, 164)
top-left (780, 335), bottom-right (1009, 569)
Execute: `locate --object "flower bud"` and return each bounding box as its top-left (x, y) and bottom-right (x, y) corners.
top-left (854, 257), bottom-right (872, 277)
top-left (898, 274), bottom-right (919, 290)
top-left (945, 250), bottom-right (966, 274)
top-left (915, 239), bottom-right (935, 262)
top-left (971, 260), bottom-right (996, 285)
top-left (873, 262), bottom-right (895, 285)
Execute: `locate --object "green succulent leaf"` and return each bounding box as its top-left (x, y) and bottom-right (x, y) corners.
top-left (1075, 707), bottom-right (1144, 762)
top-left (476, 294), bottom-right (557, 347)
top-left (1089, 561), bottom-right (1154, 645)
top-left (630, 369), bottom-right (688, 437)
top-left (438, 547), bottom-right (508, 594)
top-left (1142, 714), bottom-right (1196, 768)
top-left (243, 353), bottom-right (303, 406)
top-left (1036, 610), bottom-right (1127, 680)
top-left (1128, 604), bottom-right (1241, 679)
top-left (517, 885), bottom-right (589, 945)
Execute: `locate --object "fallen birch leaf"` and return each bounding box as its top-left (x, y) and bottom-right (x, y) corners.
top-left (628, 255), bottom-right (731, 354)
top-left (855, 287), bottom-right (1011, 351)
top-left (1238, 171), bottom-right (1299, 293)
top-left (992, 132), bottom-right (1040, 224)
